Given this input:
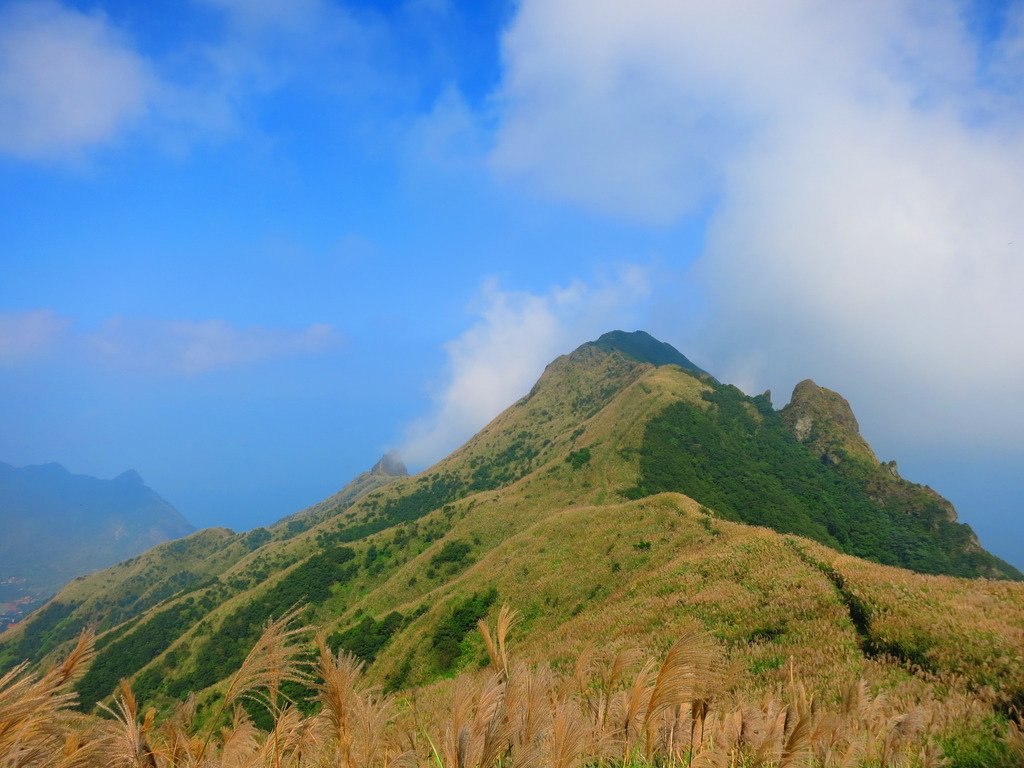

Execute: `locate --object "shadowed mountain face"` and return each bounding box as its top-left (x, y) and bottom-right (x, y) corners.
top-left (0, 463), bottom-right (194, 593)
top-left (2, 330), bottom-right (1020, 719)
top-left (587, 329), bottom-right (709, 375)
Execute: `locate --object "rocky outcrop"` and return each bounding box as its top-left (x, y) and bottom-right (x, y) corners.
top-left (780, 381), bottom-right (973, 543)
top-left (781, 379), bottom-right (878, 465)
top-left (370, 451), bottom-right (408, 477)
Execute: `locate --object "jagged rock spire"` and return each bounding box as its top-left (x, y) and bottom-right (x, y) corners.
top-left (371, 451), bottom-right (408, 477)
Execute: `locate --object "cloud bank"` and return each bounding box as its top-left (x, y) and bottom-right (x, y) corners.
top-left (0, 310), bottom-right (338, 375)
top-left (0, 1), bottom-right (152, 158)
top-left (0, 310), bottom-right (70, 364)
top-left (490, 0), bottom-right (1024, 448)
top-left (400, 269), bottom-right (649, 466)
top-left (0, 0), bottom-right (380, 160)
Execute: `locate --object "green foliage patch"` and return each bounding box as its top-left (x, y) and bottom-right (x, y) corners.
top-left (329, 611), bottom-right (404, 663)
top-left (467, 431), bottom-right (543, 492)
top-left (158, 546), bottom-right (358, 700)
top-left (941, 716), bottom-right (1022, 768)
top-left (0, 600), bottom-right (79, 670)
top-left (328, 604), bottom-right (427, 664)
top-left (628, 384), bottom-right (1015, 578)
top-left (430, 588), bottom-right (498, 673)
top-left (242, 528), bottom-right (271, 550)
top-left (430, 540), bottom-right (472, 568)
top-left (77, 593), bottom-right (216, 710)
top-left (565, 447), bottom-right (591, 470)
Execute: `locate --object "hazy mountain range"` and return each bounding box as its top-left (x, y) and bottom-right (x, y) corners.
top-left (0, 462), bottom-right (193, 595)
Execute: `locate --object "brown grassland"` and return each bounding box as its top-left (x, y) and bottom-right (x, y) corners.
top-left (3, 604), bottom-right (1023, 768)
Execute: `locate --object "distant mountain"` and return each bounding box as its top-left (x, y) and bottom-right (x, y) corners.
top-left (0, 463), bottom-right (194, 593)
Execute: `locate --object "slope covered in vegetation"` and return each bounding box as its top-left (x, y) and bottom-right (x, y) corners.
top-left (1, 331), bottom-right (1021, 766)
top-left (627, 382), bottom-right (1019, 578)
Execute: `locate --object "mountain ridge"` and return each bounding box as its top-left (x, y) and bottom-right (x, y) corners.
top-left (1, 330), bottom-right (1020, 724)
top-left (275, 451), bottom-right (409, 534)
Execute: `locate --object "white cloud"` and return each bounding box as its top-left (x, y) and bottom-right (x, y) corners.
top-left (0, 310), bottom-right (69, 364)
top-left (491, 0), bottom-right (1024, 448)
top-left (491, 2), bottom-right (993, 222)
top-left (86, 317), bottom-right (339, 376)
top-left (0, 0), bottom-right (383, 160)
top-left (400, 269), bottom-right (650, 466)
top-left (406, 85), bottom-right (488, 172)
top-left (0, 1), bottom-right (152, 158)
top-left (700, 105), bottom-right (1024, 442)
top-left (0, 310), bottom-right (339, 375)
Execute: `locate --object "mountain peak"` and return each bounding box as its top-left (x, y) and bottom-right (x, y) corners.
top-left (115, 469), bottom-right (145, 485)
top-left (781, 379), bottom-right (877, 464)
top-left (370, 451), bottom-right (408, 478)
top-left (586, 330), bottom-right (707, 376)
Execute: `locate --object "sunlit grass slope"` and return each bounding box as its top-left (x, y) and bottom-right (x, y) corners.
top-left (1, 330), bottom-right (1020, 747)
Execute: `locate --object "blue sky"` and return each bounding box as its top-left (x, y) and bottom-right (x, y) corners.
top-left (1, 0), bottom-right (1023, 569)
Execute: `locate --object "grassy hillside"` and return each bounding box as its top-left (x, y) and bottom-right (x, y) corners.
top-left (1, 331), bottom-right (1021, 766)
top-left (0, 453), bottom-right (408, 677)
top-left (3, 496), bottom-right (1022, 766)
top-left (0, 527), bottom-right (244, 673)
top-left (6, 594), bottom-right (1022, 768)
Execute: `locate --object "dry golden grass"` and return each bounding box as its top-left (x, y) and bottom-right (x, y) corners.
top-left (0, 606), bottom-right (1014, 768)
top-left (806, 541), bottom-right (1024, 698)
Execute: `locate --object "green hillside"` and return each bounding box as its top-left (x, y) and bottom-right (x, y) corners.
top-left (0, 452), bottom-right (408, 677)
top-left (627, 381), bottom-right (1020, 579)
top-left (1, 330), bottom-right (1020, 755)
